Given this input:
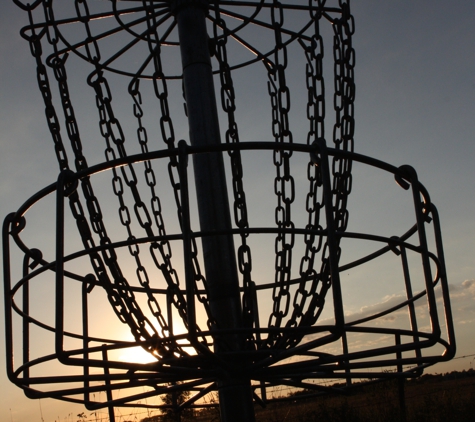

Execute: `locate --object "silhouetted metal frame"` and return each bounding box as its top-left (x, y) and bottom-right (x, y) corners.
top-left (3, 141), bottom-right (456, 409)
top-left (5, 2), bottom-right (456, 416)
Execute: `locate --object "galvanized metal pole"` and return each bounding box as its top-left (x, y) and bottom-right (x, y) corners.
top-left (173, 1), bottom-right (255, 420)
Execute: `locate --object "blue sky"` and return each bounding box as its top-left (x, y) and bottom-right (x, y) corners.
top-left (1, 1), bottom-right (475, 421)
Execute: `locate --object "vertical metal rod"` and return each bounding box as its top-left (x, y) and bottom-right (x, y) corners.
top-left (3, 215), bottom-right (15, 382)
top-left (407, 167), bottom-right (440, 337)
top-left (429, 204), bottom-right (456, 354)
top-left (55, 171), bottom-right (67, 359)
top-left (22, 256), bottom-right (30, 386)
top-left (317, 139), bottom-right (345, 329)
top-left (178, 140), bottom-right (197, 335)
top-left (82, 276), bottom-right (90, 405)
top-left (400, 246), bottom-right (421, 359)
top-left (174, 2), bottom-right (255, 421)
top-left (395, 334), bottom-right (407, 422)
top-left (101, 346), bottom-right (116, 422)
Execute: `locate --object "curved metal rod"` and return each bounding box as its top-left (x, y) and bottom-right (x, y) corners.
top-left (4, 142), bottom-right (449, 392)
top-left (8, 142), bottom-right (409, 222)
top-left (7, 142), bottom-right (441, 334)
top-left (20, 1), bottom-right (347, 79)
top-left (112, 1), bottom-right (178, 45)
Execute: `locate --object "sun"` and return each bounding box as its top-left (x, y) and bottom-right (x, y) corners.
top-left (117, 345), bottom-right (159, 365)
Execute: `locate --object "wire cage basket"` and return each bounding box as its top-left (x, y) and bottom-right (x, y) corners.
top-left (4, 0), bottom-right (455, 417)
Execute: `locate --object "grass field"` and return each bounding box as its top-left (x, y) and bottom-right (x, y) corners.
top-left (189, 371), bottom-right (475, 422)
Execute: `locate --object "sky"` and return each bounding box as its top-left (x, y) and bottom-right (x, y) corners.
top-left (1, 1), bottom-right (475, 422)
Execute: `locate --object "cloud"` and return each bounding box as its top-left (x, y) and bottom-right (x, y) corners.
top-left (447, 279), bottom-right (475, 299)
top-left (441, 279), bottom-right (475, 327)
top-left (355, 293), bottom-right (406, 317)
top-left (462, 279), bottom-right (475, 289)
top-left (342, 292), bottom-right (432, 327)
top-left (312, 278), bottom-right (475, 334)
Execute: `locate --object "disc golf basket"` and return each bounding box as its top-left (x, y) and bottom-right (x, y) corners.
top-left (4, 1), bottom-right (455, 421)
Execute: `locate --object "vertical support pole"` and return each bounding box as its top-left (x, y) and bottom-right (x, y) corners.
top-left (102, 346), bottom-right (116, 422)
top-left (173, 1), bottom-right (255, 421)
top-left (82, 274), bottom-right (95, 406)
top-left (175, 0), bottom-right (242, 350)
top-left (396, 334), bottom-right (406, 422)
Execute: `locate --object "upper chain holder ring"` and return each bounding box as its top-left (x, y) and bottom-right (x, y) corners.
top-left (23, 0), bottom-right (338, 79)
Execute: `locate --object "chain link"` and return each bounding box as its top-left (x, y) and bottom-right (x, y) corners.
top-left (288, 0), bottom-right (355, 344)
top-left (212, 5), bottom-right (258, 348)
top-left (21, 0), bottom-right (162, 350)
top-left (266, 0), bottom-right (296, 347)
top-left (18, 0), bottom-right (355, 356)
top-left (83, 7), bottom-right (193, 355)
top-left (332, 0), bottom-right (355, 232)
top-left (141, 0), bottom-right (214, 335)
top-left (261, 0), bottom-right (354, 349)
top-left (74, 1), bottom-right (173, 351)
top-left (28, 3), bottom-right (69, 171)
top-left (282, 0), bottom-right (327, 347)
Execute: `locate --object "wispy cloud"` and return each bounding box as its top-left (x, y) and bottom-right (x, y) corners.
top-left (306, 278), bottom-right (472, 359)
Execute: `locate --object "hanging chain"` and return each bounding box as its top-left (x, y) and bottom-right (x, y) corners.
top-left (77, 0), bottom-right (192, 355)
top-left (93, 1), bottom-right (187, 350)
top-left (18, 0), bottom-right (356, 356)
top-left (265, 0), bottom-right (296, 348)
top-left (283, 0), bottom-right (327, 346)
top-left (291, 0), bottom-right (355, 336)
top-left (128, 80), bottom-right (176, 340)
top-left (212, 4), bottom-right (258, 348)
top-left (28, 4), bottom-right (69, 171)
top-left (20, 0), bottom-right (161, 350)
top-left (82, 1), bottom-right (192, 356)
top-left (296, 0), bottom-right (356, 331)
top-left (295, 0), bottom-right (355, 332)
top-left (141, 0), bottom-right (216, 334)
top-left (262, 0), bottom-right (354, 348)
top-left (332, 0), bottom-right (355, 232)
